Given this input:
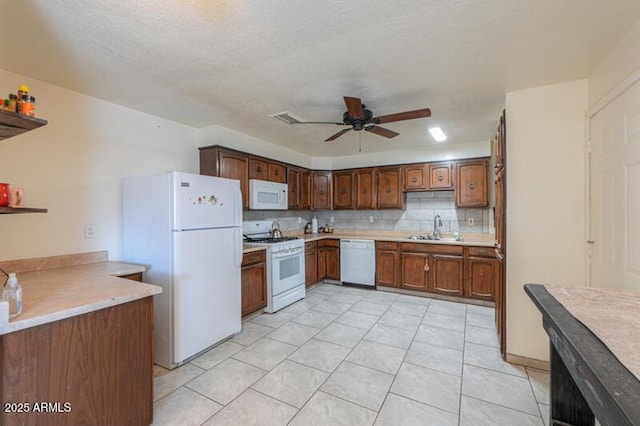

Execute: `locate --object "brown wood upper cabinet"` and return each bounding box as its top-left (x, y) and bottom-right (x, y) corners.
top-left (429, 162), bottom-right (453, 190)
top-left (249, 156), bottom-right (286, 183)
top-left (312, 171), bottom-right (332, 210)
top-left (199, 146), bottom-right (249, 209)
top-left (455, 159), bottom-right (489, 207)
top-left (404, 163), bottom-right (429, 191)
top-left (300, 169), bottom-right (312, 210)
top-left (288, 167), bottom-right (300, 210)
top-left (377, 166), bottom-right (404, 209)
top-left (355, 168), bottom-right (377, 209)
top-left (333, 170), bottom-right (355, 209)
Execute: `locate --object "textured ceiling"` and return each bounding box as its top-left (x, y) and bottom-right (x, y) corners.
top-left (1, 1), bottom-right (640, 157)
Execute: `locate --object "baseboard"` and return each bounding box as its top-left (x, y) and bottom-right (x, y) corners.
top-left (506, 353), bottom-right (549, 371)
top-left (376, 286), bottom-right (495, 307)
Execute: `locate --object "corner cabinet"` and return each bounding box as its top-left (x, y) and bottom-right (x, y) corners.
top-left (455, 159), bottom-right (489, 207)
top-left (318, 239), bottom-right (340, 281)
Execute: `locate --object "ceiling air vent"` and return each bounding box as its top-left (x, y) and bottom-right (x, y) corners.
top-left (270, 111), bottom-right (303, 125)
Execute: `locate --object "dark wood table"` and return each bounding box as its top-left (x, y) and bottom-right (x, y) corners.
top-left (525, 284), bottom-right (640, 426)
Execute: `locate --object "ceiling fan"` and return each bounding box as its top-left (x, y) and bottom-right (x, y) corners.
top-left (291, 96), bottom-right (432, 142)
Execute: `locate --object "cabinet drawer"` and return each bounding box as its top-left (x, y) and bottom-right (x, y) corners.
top-left (242, 251), bottom-right (266, 266)
top-left (376, 241), bottom-right (399, 250)
top-left (318, 238), bottom-right (340, 248)
top-left (401, 242), bottom-right (463, 255)
top-left (467, 246), bottom-right (496, 258)
top-left (305, 241), bottom-right (318, 251)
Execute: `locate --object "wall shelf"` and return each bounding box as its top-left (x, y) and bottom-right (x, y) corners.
top-left (0, 207), bottom-right (48, 214)
top-left (0, 109), bottom-right (48, 141)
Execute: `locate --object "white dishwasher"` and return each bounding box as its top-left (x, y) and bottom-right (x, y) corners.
top-left (340, 239), bottom-right (375, 287)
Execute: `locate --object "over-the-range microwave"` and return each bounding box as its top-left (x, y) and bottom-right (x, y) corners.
top-left (249, 179), bottom-right (288, 210)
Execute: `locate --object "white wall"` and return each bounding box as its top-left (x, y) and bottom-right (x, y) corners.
top-left (0, 69), bottom-right (199, 261)
top-left (505, 80), bottom-right (588, 361)
top-left (589, 19), bottom-right (640, 108)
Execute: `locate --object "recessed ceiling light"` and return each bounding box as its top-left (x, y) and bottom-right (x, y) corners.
top-left (428, 126), bottom-right (447, 142)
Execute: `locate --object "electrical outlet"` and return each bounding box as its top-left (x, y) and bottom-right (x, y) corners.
top-left (467, 218), bottom-right (474, 226)
top-left (297, 217), bottom-right (302, 224)
top-left (84, 224), bottom-right (96, 239)
top-left (369, 216), bottom-right (374, 223)
top-left (330, 216), bottom-right (334, 224)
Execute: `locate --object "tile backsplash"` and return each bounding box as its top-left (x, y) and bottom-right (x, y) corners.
top-left (244, 191), bottom-right (493, 235)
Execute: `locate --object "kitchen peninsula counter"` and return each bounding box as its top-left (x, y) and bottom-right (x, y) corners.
top-left (0, 251), bottom-right (158, 426)
top-left (0, 253), bottom-right (159, 335)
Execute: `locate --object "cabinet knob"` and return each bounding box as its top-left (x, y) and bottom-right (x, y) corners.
top-left (274, 169), bottom-right (279, 176)
top-left (412, 177), bottom-right (417, 182)
top-left (362, 188), bottom-right (368, 194)
top-left (386, 187), bottom-right (391, 193)
top-left (341, 189), bottom-right (346, 194)
top-left (256, 166), bottom-right (263, 173)
top-left (319, 190), bottom-right (324, 195)
top-left (468, 183), bottom-right (475, 190)
top-left (438, 175), bottom-right (444, 181)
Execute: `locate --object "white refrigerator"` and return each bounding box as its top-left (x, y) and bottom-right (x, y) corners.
top-left (123, 171), bottom-right (243, 369)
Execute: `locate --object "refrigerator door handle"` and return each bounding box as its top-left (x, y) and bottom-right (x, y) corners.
top-left (234, 188), bottom-right (243, 226)
top-left (234, 228), bottom-right (243, 268)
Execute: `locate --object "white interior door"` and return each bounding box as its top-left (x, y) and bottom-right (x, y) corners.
top-left (589, 79), bottom-right (640, 292)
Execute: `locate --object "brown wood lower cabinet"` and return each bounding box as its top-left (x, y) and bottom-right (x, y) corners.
top-left (401, 251), bottom-right (430, 291)
top-left (241, 251), bottom-right (267, 317)
top-left (318, 239), bottom-right (340, 281)
top-left (431, 255), bottom-right (464, 296)
top-left (118, 271), bottom-right (143, 282)
top-left (0, 297), bottom-right (153, 426)
top-left (375, 241), bottom-right (400, 288)
top-left (305, 241), bottom-right (318, 286)
top-left (465, 246), bottom-right (498, 301)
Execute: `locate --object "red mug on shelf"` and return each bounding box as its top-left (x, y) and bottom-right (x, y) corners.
top-left (0, 183), bottom-right (9, 207)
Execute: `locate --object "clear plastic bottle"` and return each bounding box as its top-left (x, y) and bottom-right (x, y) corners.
top-left (3, 273), bottom-right (22, 319)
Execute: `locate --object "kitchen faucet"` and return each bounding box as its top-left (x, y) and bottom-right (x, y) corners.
top-left (433, 215), bottom-right (443, 240)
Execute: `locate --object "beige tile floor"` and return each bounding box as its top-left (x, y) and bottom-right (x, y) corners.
top-left (152, 284), bottom-right (550, 426)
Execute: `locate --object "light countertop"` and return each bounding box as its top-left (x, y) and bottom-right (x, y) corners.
top-left (243, 244), bottom-right (268, 254)
top-left (294, 232), bottom-right (495, 247)
top-left (0, 261), bottom-right (160, 335)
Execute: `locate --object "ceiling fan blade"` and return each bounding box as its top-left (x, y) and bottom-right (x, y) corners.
top-left (325, 128), bottom-right (352, 142)
top-left (290, 121), bottom-right (347, 125)
top-left (365, 125), bottom-right (399, 139)
top-left (373, 108), bottom-right (431, 124)
top-left (344, 96), bottom-right (364, 119)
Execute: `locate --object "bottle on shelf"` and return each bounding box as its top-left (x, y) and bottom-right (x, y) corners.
top-left (2, 272), bottom-right (23, 319)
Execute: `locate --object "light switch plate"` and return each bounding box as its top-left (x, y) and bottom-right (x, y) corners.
top-left (85, 224), bottom-right (96, 239)
top-left (467, 218), bottom-right (474, 226)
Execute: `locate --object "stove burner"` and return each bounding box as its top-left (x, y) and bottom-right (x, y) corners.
top-left (244, 236), bottom-right (300, 244)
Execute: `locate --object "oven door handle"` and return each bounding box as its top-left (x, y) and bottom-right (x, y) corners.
top-left (272, 248), bottom-right (304, 259)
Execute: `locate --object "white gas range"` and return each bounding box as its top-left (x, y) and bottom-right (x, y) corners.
top-left (243, 221), bottom-right (305, 313)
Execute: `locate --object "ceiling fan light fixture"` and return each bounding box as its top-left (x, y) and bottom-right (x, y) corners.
top-left (429, 126), bottom-right (447, 142)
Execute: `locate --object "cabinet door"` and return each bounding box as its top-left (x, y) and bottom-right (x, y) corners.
top-left (241, 262), bottom-right (266, 316)
top-left (376, 249), bottom-right (399, 287)
top-left (312, 171), bottom-right (332, 210)
top-left (305, 243), bottom-right (318, 286)
top-left (455, 159), bottom-right (489, 207)
top-left (404, 164), bottom-right (428, 191)
top-left (429, 162), bottom-right (453, 190)
top-left (317, 247), bottom-right (327, 280)
top-left (355, 168), bottom-right (376, 209)
top-left (325, 247), bottom-right (340, 280)
top-left (401, 252), bottom-right (429, 291)
top-left (333, 170), bottom-right (355, 209)
top-left (377, 167), bottom-right (404, 209)
top-left (466, 258), bottom-right (496, 301)
top-left (431, 255), bottom-right (464, 296)
top-left (249, 157), bottom-right (269, 181)
top-left (268, 163), bottom-right (286, 183)
top-left (495, 167), bottom-right (505, 249)
top-left (288, 167), bottom-right (300, 210)
top-left (300, 169), bottom-right (312, 210)
top-left (219, 151), bottom-right (249, 209)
